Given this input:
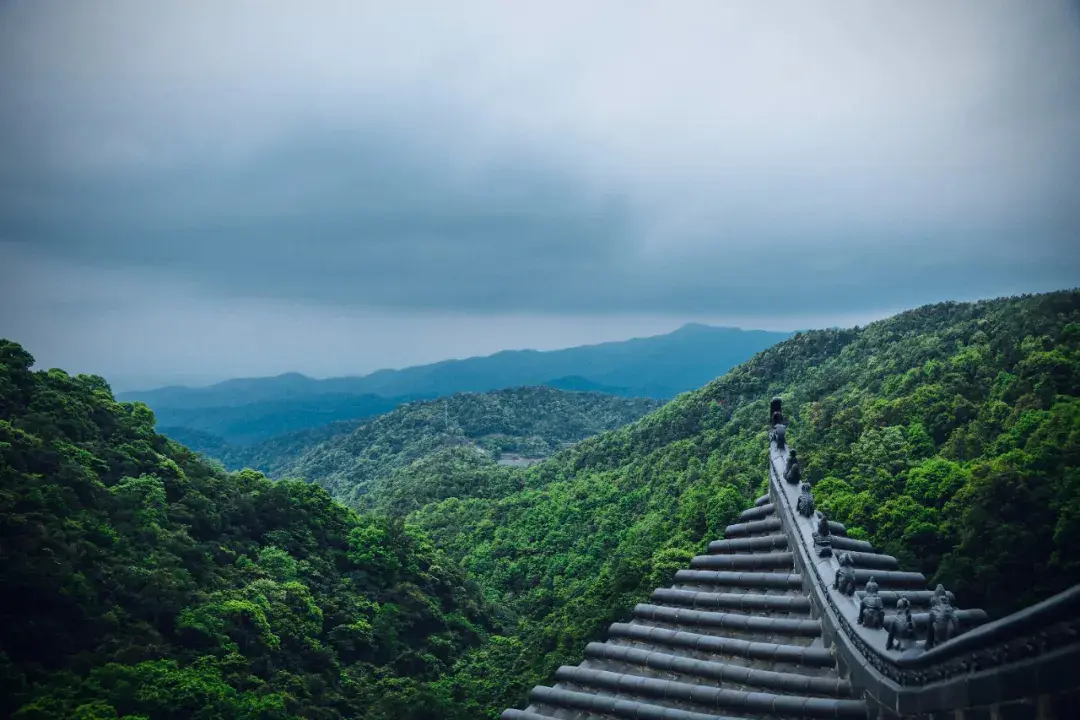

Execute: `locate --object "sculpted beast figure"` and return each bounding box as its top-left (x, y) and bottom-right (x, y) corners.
top-left (833, 552), bottom-right (857, 596)
top-left (812, 511), bottom-right (833, 557)
top-left (924, 588), bottom-right (960, 649)
top-left (796, 482), bottom-right (815, 518)
top-left (815, 512), bottom-right (831, 539)
top-left (886, 597), bottom-right (917, 651)
top-left (930, 584), bottom-right (955, 608)
top-left (784, 449), bottom-right (802, 485)
top-left (770, 396), bottom-right (783, 423)
top-left (858, 577), bottom-right (885, 630)
top-left (770, 422), bottom-right (787, 449)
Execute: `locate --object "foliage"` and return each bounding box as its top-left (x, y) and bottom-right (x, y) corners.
top-left (406, 290), bottom-right (1080, 705)
top-left (0, 340), bottom-right (512, 719)
top-left (162, 420), bottom-right (361, 478)
top-left (5, 290), bottom-right (1080, 718)
top-left (275, 387), bottom-right (662, 508)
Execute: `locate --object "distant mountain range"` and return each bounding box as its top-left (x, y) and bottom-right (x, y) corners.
top-left (145, 392), bottom-right (425, 445)
top-left (119, 323), bottom-right (791, 444)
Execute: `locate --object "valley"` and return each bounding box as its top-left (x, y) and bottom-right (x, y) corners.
top-left (161, 387), bottom-right (663, 512)
top-left (6, 4), bottom-right (1076, 716)
top-left (2, 290), bottom-right (1079, 719)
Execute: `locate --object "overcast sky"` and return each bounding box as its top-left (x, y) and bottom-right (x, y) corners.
top-left (2, 1), bottom-right (1079, 390)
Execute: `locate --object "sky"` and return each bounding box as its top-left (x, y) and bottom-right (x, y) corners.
top-left (2, 1), bottom-right (1079, 391)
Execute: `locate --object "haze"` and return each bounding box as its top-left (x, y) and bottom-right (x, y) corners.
top-left (2, 1), bottom-right (1079, 391)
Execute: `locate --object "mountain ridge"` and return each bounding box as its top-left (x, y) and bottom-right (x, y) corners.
top-left (256, 386), bottom-right (664, 508)
top-left (403, 289), bottom-right (1080, 705)
top-left (3, 290), bottom-right (1079, 719)
top-left (118, 324), bottom-right (792, 410)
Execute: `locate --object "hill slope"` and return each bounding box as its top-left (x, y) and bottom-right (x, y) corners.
top-left (160, 418), bottom-right (363, 477)
top-left (117, 324), bottom-right (790, 443)
top-left (276, 387), bottom-right (664, 509)
top-left (405, 290), bottom-right (1080, 704)
top-left (0, 340), bottom-right (522, 720)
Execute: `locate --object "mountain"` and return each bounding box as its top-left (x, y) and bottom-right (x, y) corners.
top-left (5, 291), bottom-right (1079, 718)
top-left (273, 387), bottom-right (664, 509)
top-left (0, 339), bottom-right (522, 720)
top-left (147, 391), bottom-right (431, 445)
top-left (403, 290), bottom-right (1080, 702)
top-left (159, 386), bottom-right (660, 495)
top-left (331, 323), bottom-right (791, 400)
top-left (117, 325), bottom-right (791, 443)
top-left (118, 371), bottom-right (346, 409)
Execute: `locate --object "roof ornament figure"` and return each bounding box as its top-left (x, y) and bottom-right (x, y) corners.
top-left (812, 511), bottom-right (833, 557)
top-left (833, 551), bottom-right (857, 596)
top-left (858, 577), bottom-right (885, 630)
top-left (886, 597), bottom-right (918, 651)
top-left (770, 422), bottom-right (786, 449)
top-left (796, 482), bottom-right (815, 518)
top-left (930, 584), bottom-right (955, 608)
top-left (768, 397), bottom-right (786, 448)
top-left (784, 449), bottom-right (802, 485)
top-left (925, 590), bottom-right (960, 649)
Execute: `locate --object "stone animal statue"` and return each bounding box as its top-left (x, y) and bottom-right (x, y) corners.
top-left (815, 512), bottom-right (831, 539)
top-left (770, 423), bottom-right (786, 449)
top-left (833, 552), bottom-right (856, 596)
top-left (784, 449), bottom-right (802, 485)
top-left (796, 482), bottom-right (815, 517)
top-left (886, 597), bottom-right (917, 651)
top-left (812, 512), bottom-right (833, 557)
top-left (924, 592), bottom-right (961, 649)
top-left (858, 577), bottom-right (885, 629)
top-left (930, 584), bottom-right (955, 608)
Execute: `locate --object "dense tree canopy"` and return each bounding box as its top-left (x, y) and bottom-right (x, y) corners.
top-left (4, 290), bottom-right (1078, 719)
top-left (162, 419), bottom-right (362, 479)
top-left (270, 387), bottom-right (662, 508)
top-left (0, 340), bottom-right (514, 720)
top-left (407, 290), bottom-right (1080, 701)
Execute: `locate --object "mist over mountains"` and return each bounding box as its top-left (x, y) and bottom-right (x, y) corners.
top-left (120, 324), bottom-right (791, 444)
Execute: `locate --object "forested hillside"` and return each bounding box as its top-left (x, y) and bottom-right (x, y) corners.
top-left (0, 340), bottom-right (522, 720)
top-left (160, 388), bottom-right (660, 499)
top-left (407, 290), bottom-right (1080, 703)
top-left (161, 419), bottom-right (362, 477)
top-left (277, 387), bottom-right (663, 509)
top-left (5, 291), bottom-right (1078, 719)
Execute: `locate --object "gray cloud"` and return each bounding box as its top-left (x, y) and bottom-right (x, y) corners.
top-left (0, 243), bottom-right (894, 391)
top-left (2, 1), bottom-right (1080, 383)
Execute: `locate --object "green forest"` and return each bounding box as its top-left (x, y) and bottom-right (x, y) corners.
top-left (3, 289), bottom-right (1080, 719)
top-left (263, 387), bottom-right (663, 509)
top-left (0, 342), bottom-right (521, 720)
top-left (408, 290), bottom-right (1080, 701)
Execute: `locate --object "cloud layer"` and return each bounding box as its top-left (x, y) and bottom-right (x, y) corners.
top-left (2, 1), bottom-right (1079, 382)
